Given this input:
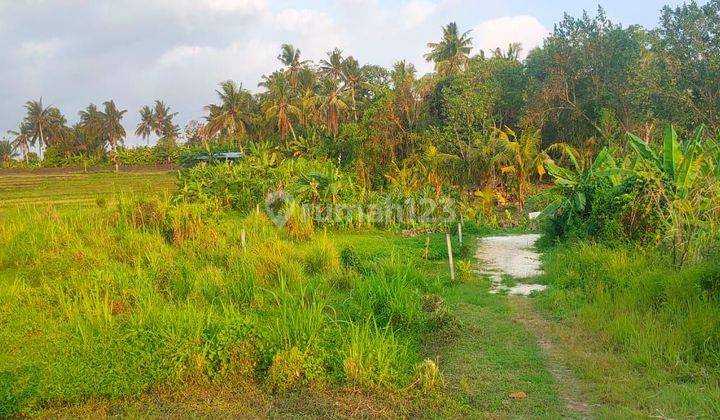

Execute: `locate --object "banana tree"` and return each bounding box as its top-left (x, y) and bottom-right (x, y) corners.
top-left (536, 148), bottom-right (624, 221)
top-left (626, 125), bottom-right (711, 266)
top-left (626, 125), bottom-right (705, 199)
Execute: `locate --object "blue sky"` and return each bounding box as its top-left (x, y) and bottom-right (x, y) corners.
top-left (0, 0), bottom-right (705, 146)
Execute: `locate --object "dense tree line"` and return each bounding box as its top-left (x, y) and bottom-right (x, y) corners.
top-left (3, 2), bottom-right (720, 191)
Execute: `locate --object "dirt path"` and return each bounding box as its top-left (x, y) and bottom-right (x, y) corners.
top-left (510, 297), bottom-right (594, 418)
top-left (475, 234), bottom-right (593, 418)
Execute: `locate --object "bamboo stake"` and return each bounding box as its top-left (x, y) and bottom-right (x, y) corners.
top-left (446, 233), bottom-right (455, 281)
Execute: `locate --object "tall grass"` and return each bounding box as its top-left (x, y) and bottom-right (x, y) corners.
top-left (0, 196), bottom-right (447, 415)
top-left (539, 242), bottom-right (720, 375)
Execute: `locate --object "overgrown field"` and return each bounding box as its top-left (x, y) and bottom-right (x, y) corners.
top-left (0, 171), bottom-right (563, 417)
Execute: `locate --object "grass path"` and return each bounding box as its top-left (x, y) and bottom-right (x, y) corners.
top-left (510, 297), bottom-right (593, 417)
top-left (426, 278), bottom-right (567, 417)
top-left (465, 233), bottom-right (593, 418)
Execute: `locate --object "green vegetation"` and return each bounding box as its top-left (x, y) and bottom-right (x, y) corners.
top-left (536, 243), bottom-right (720, 416)
top-left (2, 0), bottom-right (720, 417)
top-left (0, 182), bottom-right (566, 417)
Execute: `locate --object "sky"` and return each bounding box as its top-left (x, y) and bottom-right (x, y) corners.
top-left (0, 0), bottom-right (703, 146)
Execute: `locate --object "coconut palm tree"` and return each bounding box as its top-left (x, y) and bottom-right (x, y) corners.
top-left (341, 56), bottom-right (365, 122)
top-left (135, 105), bottom-right (154, 146)
top-left (152, 100), bottom-right (180, 139)
top-left (278, 44), bottom-right (309, 89)
top-left (23, 98), bottom-right (54, 156)
top-left (0, 139), bottom-right (17, 163)
top-left (205, 80), bottom-right (254, 152)
top-left (78, 104), bottom-right (106, 157)
top-left (320, 48), bottom-right (344, 81)
top-left (425, 22), bottom-right (473, 75)
top-left (7, 128), bottom-right (30, 163)
top-left (102, 100), bottom-right (127, 172)
top-left (320, 79), bottom-right (348, 137)
top-left (260, 72), bottom-right (301, 146)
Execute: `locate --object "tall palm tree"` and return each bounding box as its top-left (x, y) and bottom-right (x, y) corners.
top-left (424, 22), bottom-right (473, 76)
top-left (320, 79), bottom-right (348, 137)
top-left (341, 56), bottom-right (365, 122)
top-left (152, 100), bottom-right (179, 139)
top-left (23, 98), bottom-right (53, 156)
top-left (278, 44), bottom-right (309, 89)
top-left (7, 128), bottom-right (30, 163)
top-left (79, 103), bottom-right (105, 153)
top-left (204, 80), bottom-right (254, 152)
top-left (320, 48), bottom-right (344, 81)
top-left (102, 100), bottom-right (127, 172)
top-left (260, 72), bottom-right (301, 146)
top-left (135, 105), bottom-right (154, 146)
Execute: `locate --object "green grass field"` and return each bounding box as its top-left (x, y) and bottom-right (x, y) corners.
top-left (2, 170), bottom-right (718, 418)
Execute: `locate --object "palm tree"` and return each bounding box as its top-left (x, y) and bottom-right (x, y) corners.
top-left (23, 99), bottom-right (53, 156)
top-left (341, 56), bottom-right (365, 122)
top-left (320, 79), bottom-right (348, 137)
top-left (496, 127), bottom-right (554, 209)
top-left (205, 80), bottom-right (254, 152)
top-left (152, 100), bottom-right (179, 139)
top-left (425, 22), bottom-right (473, 75)
top-left (135, 105), bottom-right (154, 146)
top-left (260, 72), bottom-right (302, 147)
top-left (278, 44), bottom-right (309, 89)
top-left (0, 139), bottom-right (17, 163)
top-left (101, 100), bottom-right (127, 172)
top-left (79, 104), bottom-right (105, 154)
top-left (320, 48), bottom-right (344, 81)
top-left (7, 128), bottom-right (30, 163)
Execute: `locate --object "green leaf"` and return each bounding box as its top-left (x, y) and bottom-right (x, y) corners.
top-left (627, 132), bottom-right (661, 168)
top-left (663, 125), bottom-right (680, 182)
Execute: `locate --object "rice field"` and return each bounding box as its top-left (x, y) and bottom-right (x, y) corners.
top-left (0, 169), bottom-right (177, 211)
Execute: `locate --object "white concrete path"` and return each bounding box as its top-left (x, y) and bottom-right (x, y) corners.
top-left (475, 234), bottom-right (547, 296)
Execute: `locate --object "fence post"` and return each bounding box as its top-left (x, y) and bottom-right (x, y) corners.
top-left (446, 233), bottom-right (455, 281)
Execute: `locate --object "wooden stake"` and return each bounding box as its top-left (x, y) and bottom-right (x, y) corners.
top-left (241, 229), bottom-right (247, 252)
top-left (255, 204), bottom-right (260, 215)
top-left (457, 223), bottom-right (463, 246)
top-left (422, 236), bottom-right (430, 259)
top-left (446, 233), bottom-right (455, 281)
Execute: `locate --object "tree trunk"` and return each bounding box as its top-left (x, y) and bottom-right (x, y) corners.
top-left (351, 89), bottom-right (358, 122)
top-left (289, 121), bottom-right (298, 143)
top-left (112, 139), bottom-right (119, 172)
top-left (39, 125), bottom-right (45, 158)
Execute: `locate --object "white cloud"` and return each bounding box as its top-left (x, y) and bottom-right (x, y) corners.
top-left (275, 9), bottom-right (334, 34)
top-left (156, 39), bottom-right (277, 89)
top-left (202, 0), bottom-right (267, 14)
top-left (473, 15), bottom-right (548, 59)
top-left (16, 39), bottom-right (62, 60)
top-left (400, 0), bottom-right (437, 30)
